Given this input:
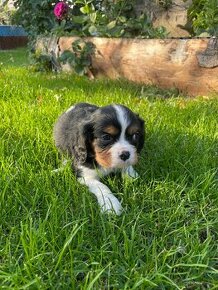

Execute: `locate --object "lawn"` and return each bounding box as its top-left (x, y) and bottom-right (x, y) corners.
top-left (0, 48), bottom-right (217, 289)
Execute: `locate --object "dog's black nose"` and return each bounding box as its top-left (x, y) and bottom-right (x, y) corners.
top-left (119, 151), bottom-right (130, 161)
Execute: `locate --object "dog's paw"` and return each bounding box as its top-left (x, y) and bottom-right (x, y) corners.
top-left (122, 166), bottom-right (139, 179)
top-left (98, 193), bottom-right (123, 215)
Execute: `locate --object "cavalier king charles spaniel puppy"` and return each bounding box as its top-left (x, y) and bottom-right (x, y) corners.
top-left (53, 103), bottom-right (145, 215)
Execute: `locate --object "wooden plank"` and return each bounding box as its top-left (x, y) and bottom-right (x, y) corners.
top-left (58, 37), bottom-right (218, 96)
top-left (0, 36), bottom-right (28, 50)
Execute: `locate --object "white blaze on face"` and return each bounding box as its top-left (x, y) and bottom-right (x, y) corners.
top-left (110, 105), bottom-right (137, 168)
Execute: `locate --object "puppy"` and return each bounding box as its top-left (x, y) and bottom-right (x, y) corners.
top-left (53, 103), bottom-right (145, 215)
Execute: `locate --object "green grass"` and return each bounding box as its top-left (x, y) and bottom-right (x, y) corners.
top-left (0, 48), bottom-right (29, 67)
top-left (0, 48), bottom-right (218, 289)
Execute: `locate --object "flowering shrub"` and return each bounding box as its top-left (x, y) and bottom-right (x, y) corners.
top-left (54, 2), bottom-right (69, 20)
top-left (13, 0), bottom-right (167, 39)
top-left (13, 0), bottom-right (218, 39)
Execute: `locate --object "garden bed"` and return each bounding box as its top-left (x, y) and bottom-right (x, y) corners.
top-left (38, 36), bottom-right (218, 96)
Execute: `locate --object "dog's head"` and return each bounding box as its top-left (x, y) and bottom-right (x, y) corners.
top-left (76, 104), bottom-right (145, 169)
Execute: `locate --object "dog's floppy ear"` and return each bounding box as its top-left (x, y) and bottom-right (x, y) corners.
top-left (70, 122), bottom-right (93, 164)
top-left (136, 115), bottom-right (145, 153)
top-left (54, 111), bottom-right (95, 165)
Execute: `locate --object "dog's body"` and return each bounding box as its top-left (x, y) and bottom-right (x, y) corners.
top-left (53, 103), bottom-right (145, 215)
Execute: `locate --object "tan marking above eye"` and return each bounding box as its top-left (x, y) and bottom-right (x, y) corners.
top-left (103, 125), bottom-right (119, 136)
top-left (127, 125), bottom-right (141, 135)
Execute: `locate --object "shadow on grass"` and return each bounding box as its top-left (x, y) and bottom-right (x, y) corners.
top-left (139, 126), bottom-right (217, 184)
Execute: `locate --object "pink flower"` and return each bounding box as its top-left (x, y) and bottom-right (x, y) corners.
top-left (54, 2), bottom-right (69, 20)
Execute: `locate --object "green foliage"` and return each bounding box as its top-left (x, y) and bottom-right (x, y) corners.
top-left (187, 0), bottom-right (218, 36)
top-left (0, 1), bottom-right (15, 25)
top-left (59, 39), bottom-right (96, 76)
top-left (29, 51), bottom-right (54, 72)
top-left (66, 0), bottom-right (167, 38)
top-left (13, 0), bottom-right (167, 39)
top-left (13, 0), bottom-right (56, 39)
top-left (11, 0), bottom-right (218, 38)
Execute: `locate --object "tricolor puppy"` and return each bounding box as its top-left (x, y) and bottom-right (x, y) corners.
top-left (53, 103), bottom-right (145, 215)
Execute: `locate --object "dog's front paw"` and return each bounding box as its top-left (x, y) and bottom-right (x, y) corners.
top-left (98, 193), bottom-right (123, 215)
top-left (122, 166), bottom-right (139, 179)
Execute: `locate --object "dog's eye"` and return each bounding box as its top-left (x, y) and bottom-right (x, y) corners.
top-left (132, 132), bottom-right (140, 142)
top-left (101, 133), bottom-right (113, 141)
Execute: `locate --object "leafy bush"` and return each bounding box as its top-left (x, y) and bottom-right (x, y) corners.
top-left (0, 1), bottom-right (15, 24)
top-left (13, 0), bottom-right (167, 39)
top-left (29, 51), bottom-right (55, 72)
top-left (13, 0), bottom-right (56, 39)
top-left (59, 39), bottom-right (96, 76)
top-left (12, 0), bottom-right (218, 38)
top-left (187, 0), bottom-right (218, 36)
